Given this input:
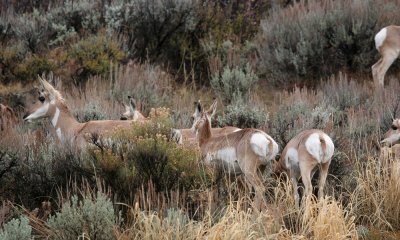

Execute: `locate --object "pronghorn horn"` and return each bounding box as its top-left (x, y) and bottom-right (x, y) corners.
top-left (38, 75), bottom-right (62, 101)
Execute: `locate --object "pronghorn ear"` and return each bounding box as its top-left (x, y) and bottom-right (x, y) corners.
top-left (128, 96), bottom-right (137, 112)
top-left (207, 98), bottom-right (217, 118)
top-left (195, 100), bottom-right (202, 113)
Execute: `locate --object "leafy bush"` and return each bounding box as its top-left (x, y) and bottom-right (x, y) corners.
top-left (216, 99), bottom-right (268, 129)
top-left (68, 33), bottom-right (125, 82)
top-left (46, 192), bottom-right (117, 240)
top-left (0, 42), bottom-right (56, 84)
top-left (210, 64), bottom-right (258, 104)
top-left (256, 0), bottom-right (400, 85)
top-left (0, 215), bottom-right (32, 240)
top-left (89, 108), bottom-right (209, 194)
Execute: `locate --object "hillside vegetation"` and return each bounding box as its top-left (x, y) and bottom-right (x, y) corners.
top-left (1, 0), bottom-right (400, 239)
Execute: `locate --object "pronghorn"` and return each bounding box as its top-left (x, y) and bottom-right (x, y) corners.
top-left (275, 130), bottom-right (334, 207)
top-left (381, 118), bottom-right (400, 146)
top-left (380, 119), bottom-right (400, 171)
top-left (371, 25), bottom-right (400, 86)
top-left (191, 99), bottom-right (278, 210)
top-left (172, 100), bottom-right (240, 144)
top-left (23, 76), bottom-right (135, 145)
top-left (120, 98), bottom-right (241, 144)
top-left (120, 95), bottom-right (147, 121)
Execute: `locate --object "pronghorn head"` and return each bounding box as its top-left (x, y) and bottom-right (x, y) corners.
top-left (381, 119), bottom-right (400, 146)
top-left (120, 96), bottom-right (138, 120)
top-left (191, 99), bottom-right (217, 135)
top-left (23, 76), bottom-right (64, 123)
top-left (0, 103), bottom-right (17, 131)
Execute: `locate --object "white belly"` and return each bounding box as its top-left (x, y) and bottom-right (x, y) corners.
top-left (205, 147), bottom-right (242, 173)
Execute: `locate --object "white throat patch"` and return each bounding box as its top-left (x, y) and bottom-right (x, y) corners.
top-left (25, 102), bottom-right (50, 121)
top-left (51, 107), bottom-right (60, 127)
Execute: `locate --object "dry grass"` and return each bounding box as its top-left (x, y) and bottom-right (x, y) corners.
top-left (1, 64), bottom-right (400, 239)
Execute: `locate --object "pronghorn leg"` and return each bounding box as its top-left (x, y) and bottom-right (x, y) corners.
top-left (376, 50), bottom-right (399, 86)
top-left (290, 171), bottom-right (300, 208)
top-left (371, 57), bottom-right (382, 84)
top-left (299, 160), bottom-right (315, 199)
top-left (317, 162), bottom-right (330, 199)
top-left (242, 167), bottom-right (265, 211)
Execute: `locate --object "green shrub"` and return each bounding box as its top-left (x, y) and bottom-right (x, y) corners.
top-left (46, 192), bottom-right (117, 240)
top-left (0, 216), bottom-right (32, 240)
top-left (210, 64), bottom-right (258, 104)
top-left (216, 99), bottom-right (268, 129)
top-left (89, 109), bottom-right (210, 194)
top-left (68, 33), bottom-right (125, 82)
top-left (73, 101), bottom-right (108, 122)
top-left (256, 0), bottom-right (400, 85)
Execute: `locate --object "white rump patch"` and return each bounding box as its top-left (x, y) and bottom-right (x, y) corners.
top-left (250, 133), bottom-right (268, 157)
top-left (322, 134), bottom-right (335, 162)
top-left (305, 133), bottom-right (324, 163)
top-left (305, 133), bottom-right (335, 163)
top-left (375, 27), bottom-right (387, 50)
top-left (51, 107), bottom-right (60, 127)
top-left (285, 147), bottom-right (299, 168)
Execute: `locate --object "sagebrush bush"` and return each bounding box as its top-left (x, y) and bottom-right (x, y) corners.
top-left (0, 215), bottom-right (32, 240)
top-left (12, 9), bottom-right (49, 53)
top-left (210, 64), bottom-right (258, 104)
top-left (216, 99), bottom-right (268, 129)
top-left (68, 33), bottom-right (125, 83)
top-left (47, 192), bottom-right (117, 240)
top-left (256, 0), bottom-right (400, 85)
top-left (106, 0), bottom-right (199, 61)
top-left (47, 0), bottom-right (101, 39)
top-left (73, 101), bottom-right (108, 122)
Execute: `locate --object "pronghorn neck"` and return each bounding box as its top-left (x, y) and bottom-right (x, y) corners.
top-left (47, 102), bottom-right (81, 141)
top-left (197, 115), bottom-right (212, 147)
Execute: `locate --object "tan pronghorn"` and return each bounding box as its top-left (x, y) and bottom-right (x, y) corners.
top-left (23, 77), bottom-right (135, 145)
top-left (371, 25), bottom-right (400, 86)
top-left (275, 129), bottom-right (334, 207)
top-left (380, 119), bottom-right (400, 173)
top-left (191, 99), bottom-right (278, 210)
top-left (120, 95), bottom-right (147, 121)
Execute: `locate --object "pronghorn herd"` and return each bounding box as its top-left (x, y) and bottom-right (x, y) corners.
top-left (2, 66), bottom-right (400, 209)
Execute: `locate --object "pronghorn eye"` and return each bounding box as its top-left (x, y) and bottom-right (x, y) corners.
top-left (392, 125), bottom-right (398, 130)
top-left (39, 96), bottom-right (45, 103)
